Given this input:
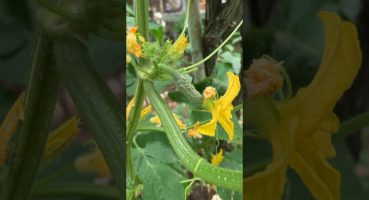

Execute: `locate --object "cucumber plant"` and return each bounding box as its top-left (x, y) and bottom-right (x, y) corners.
top-left (126, 0), bottom-right (243, 199)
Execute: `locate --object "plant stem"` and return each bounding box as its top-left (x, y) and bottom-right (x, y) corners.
top-left (338, 111), bottom-right (369, 137)
top-left (278, 65), bottom-right (292, 99)
top-left (53, 36), bottom-right (124, 198)
top-left (179, 0), bottom-right (191, 38)
top-left (126, 0), bottom-right (151, 193)
top-left (2, 32), bottom-right (60, 200)
top-left (134, 0), bottom-right (149, 39)
top-left (187, 0), bottom-right (205, 82)
top-left (126, 80), bottom-right (145, 183)
top-left (181, 20), bottom-right (243, 72)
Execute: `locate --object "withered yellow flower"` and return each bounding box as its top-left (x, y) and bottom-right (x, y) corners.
top-left (244, 11), bottom-right (362, 200)
top-left (211, 149), bottom-right (224, 166)
top-left (196, 72), bottom-right (240, 141)
top-left (203, 86), bottom-right (217, 100)
top-left (43, 116), bottom-right (80, 160)
top-left (127, 27), bottom-right (145, 57)
top-left (188, 121), bottom-right (202, 139)
top-left (126, 97), bottom-right (152, 120)
top-left (246, 57), bottom-right (283, 98)
top-left (150, 114), bottom-right (186, 130)
top-left (0, 92), bottom-right (25, 166)
top-left (75, 143), bottom-right (111, 177)
top-left (173, 35), bottom-right (189, 54)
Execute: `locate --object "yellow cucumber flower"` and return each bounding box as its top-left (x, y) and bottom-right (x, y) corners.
top-left (0, 92), bottom-right (25, 166)
top-left (75, 143), bottom-right (111, 177)
top-left (244, 11), bottom-right (362, 200)
top-left (196, 72), bottom-right (240, 141)
top-left (127, 27), bottom-right (145, 58)
top-left (150, 114), bottom-right (186, 130)
top-left (211, 149), bottom-right (224, 166)
top-left (75, 148), bottom-right (111, 177)
top-left (126, 97), bottom-right (152, 120)
top-left (173, 35), bottom-right (189, 54)
top-left (188, 121), bottom-right (202, 139)
top-left (43, 116), bottom-right (80, 160)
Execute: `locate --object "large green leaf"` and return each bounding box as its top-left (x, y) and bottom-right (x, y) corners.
top-left (133, 146), bottom-right (185, 199)
top-left (142, 142), bottom-right (177, 164)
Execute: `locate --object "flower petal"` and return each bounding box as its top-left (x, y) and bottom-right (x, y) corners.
top-left (127, 98), bottom-right (151, 120)
top-left (140, 105), bottom-right (152, 119)
top-left (150, 115), bottom-right (162, 126)
top-left (289, 150), bottom-right (340, 200)
top-left (126, 97), bottom-right (135, 119)
top-left (313, 112), bottom-right (339, 158)
top-left (219, 72), bottom-right (240, 107)
top-left (244, 162), bottom-right (288, 200)
top-left (150, 113), bottom-right (186, 130)
top-left (0, 92), bottom-right (25, 166)
top-left (290, 12), bottom-right (361, 134)
top-left (43, 116), bottom-right (80, 160)
top-left (75, 146), bottom-right (112, 177)
top-left (211, 149), bottom-right (224, 166)
top-left (245, 117), bottom-right (297, 200)
top-left (197, 120), bottom-right (217, 137)
top-left (0, 92), bottom-right (25, 143)
top-left (218, 110), bottom-right (234, 140)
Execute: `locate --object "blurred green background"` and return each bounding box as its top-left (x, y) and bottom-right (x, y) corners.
top-left (0, 0), bottom-right (123, 117)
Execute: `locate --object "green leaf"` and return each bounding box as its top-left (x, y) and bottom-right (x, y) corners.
top-left (219, 50), bottom-right (241, 74)
top-left (220, 148), bottom-right (242, 171)
top-left (53, 35), bottom-right (124, 198)
top-left (143, 142), bottom-right (177, 164)
top-left (150, 26), bottom-right (165, 44)
top-left (134, 150), bottom-right (185, 199)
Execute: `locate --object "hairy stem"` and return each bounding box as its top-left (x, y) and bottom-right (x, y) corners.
top-left (2, 32), bottom-right (60, 200)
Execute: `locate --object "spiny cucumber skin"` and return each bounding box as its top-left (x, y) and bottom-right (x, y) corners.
top-left (175, 74), bottom-right (203, 106)
top-left (144, 81), bottom-right (242, 192)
